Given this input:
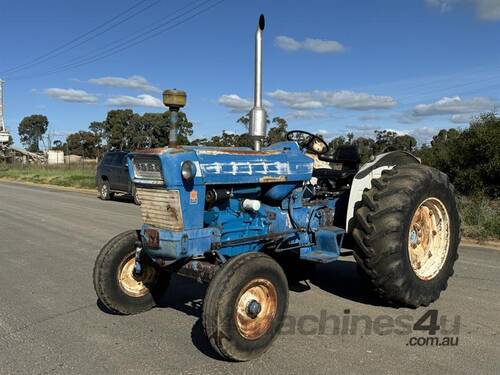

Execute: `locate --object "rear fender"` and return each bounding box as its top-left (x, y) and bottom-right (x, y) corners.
top-left (345, 151), bottom-right (420, 232)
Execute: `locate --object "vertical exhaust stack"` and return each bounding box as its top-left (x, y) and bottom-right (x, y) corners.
top-left (249, 14), bottom-right (267, 151)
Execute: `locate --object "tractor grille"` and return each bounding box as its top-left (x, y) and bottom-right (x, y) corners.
top-left (137, 188), bottom-right (183, 231)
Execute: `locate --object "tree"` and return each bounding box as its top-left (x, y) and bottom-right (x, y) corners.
top-left (52, 140), bottom-right (63, 150)
top-left (66, 131), bottom-right (100, 158)
top-left (373, 130), bottom-right (416, 154)
top-left (18, 114), bottom-right (48, 152)
top-left (328, 136), bottom-right (346, 151)
top-left (266, 117), bottom-right (288, 145)
top-left (97, 109), bottom-right (193, 151)
top-left (89, 121), bottom-right (105, 157)
top-left (353, 136), bottom-right (375, 163)
top-left (418, 113), bottom-right (500, 197)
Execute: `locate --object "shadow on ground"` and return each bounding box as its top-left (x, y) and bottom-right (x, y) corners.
top-left (96, 258), bottom-right (393, 360)
top-left (310, 259), bottom-right (392, 307)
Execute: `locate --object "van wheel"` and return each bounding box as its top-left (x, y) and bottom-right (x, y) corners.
top-left (99, 180), bottom-right (113, 200)
top-left (132, 185), bottom-right (141, 205)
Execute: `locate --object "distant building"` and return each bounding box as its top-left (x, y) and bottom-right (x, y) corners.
top-left (47, 150), bottom-right (64, 165)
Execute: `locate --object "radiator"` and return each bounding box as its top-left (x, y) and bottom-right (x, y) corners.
top-left (137, 188), bottom-right (183, 231)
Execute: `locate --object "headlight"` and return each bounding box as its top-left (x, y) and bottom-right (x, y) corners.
top-left (181, 160), bottom-right (196, 181)
top-left (132, 156), bottom-right (164, 184)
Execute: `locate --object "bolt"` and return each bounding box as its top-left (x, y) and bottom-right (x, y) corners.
top-left (247, 299), bottom-right (262, 319)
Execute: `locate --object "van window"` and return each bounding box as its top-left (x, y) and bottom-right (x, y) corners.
top-left (112, 153), bottom-right (126, 166)
top-left (102, 153), bottom-right (114, 165)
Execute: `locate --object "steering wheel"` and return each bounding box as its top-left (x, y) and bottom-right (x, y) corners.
top-left (286, 130), bottom-right (329, 155)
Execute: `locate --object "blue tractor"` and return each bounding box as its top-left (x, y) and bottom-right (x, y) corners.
top-left (93, 15), bottom-right (460, 361)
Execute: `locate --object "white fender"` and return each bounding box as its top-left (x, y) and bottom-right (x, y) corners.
top-left (345, 151), bottom-right (420, 232)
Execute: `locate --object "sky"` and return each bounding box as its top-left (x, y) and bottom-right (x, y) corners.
top-left (1, 0), bottom-right (500, 147)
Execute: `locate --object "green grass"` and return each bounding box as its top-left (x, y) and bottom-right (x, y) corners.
top-left (459, 195), bottom-right (500, 242)
top-left (0, 164), bottom-right (96, 190)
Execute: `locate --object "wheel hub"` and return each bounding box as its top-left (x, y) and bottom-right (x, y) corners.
top-left (235, 278), bottom-right (278, 340)
top-left (118, 256), bottom-right (155, 297)
top-left (101, 184), bottom-right (108, 198)
top-left (408, 197), bottom-right (450, 280)
top-left (247, 299), bottom-right (262, 319)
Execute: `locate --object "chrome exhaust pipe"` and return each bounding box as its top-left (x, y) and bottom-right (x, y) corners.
top-left (249, 14), bottom-right (267, 151)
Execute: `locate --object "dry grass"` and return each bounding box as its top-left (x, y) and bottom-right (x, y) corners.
top-left (459, 195), bottom-right (500, 242)
top-left (0, 164), bottom-right (96, 189)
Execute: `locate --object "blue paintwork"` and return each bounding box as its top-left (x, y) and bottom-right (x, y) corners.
top-left (129, 141), bottom-right (344, 264)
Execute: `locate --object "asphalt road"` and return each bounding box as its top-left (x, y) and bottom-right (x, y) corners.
top-left (0, 181), bottom-right (499, 375)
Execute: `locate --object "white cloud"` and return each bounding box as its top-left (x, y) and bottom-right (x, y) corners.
top-left (275, 36), bottom-right (301, 51)
top-left (412, 96), bottom-right (495, 116)
top-left (426, 0), bottom-right (458, 12)
top-left (398, 96), bottom-right (494, 124)
top-left (476, 0), bottom-right (500, 20)
top-left (317, 91), bottom-right (397, 110)
top-left (350, 124), bottom-right (381, 132)
top-left (409, 127), bottom-right (440, 144)
top-left (275, 36), bottom-right (345, 54)
top-left (284, 110), bottom-right (329, 121)
top-left (317, 129), bottom-right (342, 139)
top-left (398, 112), bottom-right (421, 124)
top-left (267, 89), bottom-right (397, 111)
top-left (450, 113), bottom-right (473, 123)
top-left (106, 94), bottom-right (163, 108)
top-left (45, 88), bottom-right (98, 103)
top-left (266, 90), bottom-right (322, 110)
top-left (426, 0), bottom-right (500, 21)
top-left (88, 75), bottom-right (160, 92)
top-left (358, 114), bottom-right (384, 121)
top-left (218, 94), bottom-right (272, 112)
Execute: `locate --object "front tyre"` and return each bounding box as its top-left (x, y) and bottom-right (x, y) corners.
top-left (202, 252), bottom-right (289, 361)
top-left (93, 230), bottom-right (169, 315)
top-left (352, 164), bottom-right (460, 307)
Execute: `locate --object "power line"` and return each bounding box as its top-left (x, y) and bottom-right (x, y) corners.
top-left (1, 0), bottom-right (161, 76)
top-left (7, 0), bottom-right (224, 81)
top-left (34, 0), bottom-right (210, 74)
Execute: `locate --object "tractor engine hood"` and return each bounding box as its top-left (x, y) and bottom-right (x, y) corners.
top-left (129, 141), bottom-right (313, 188)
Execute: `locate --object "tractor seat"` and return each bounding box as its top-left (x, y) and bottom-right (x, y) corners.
top-left (313, 145), bottom-right (361, 180)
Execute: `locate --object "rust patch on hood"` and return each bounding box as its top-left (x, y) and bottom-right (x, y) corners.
top-left (134, 147), bottom-right (168, 155)
top-left (134, 146), bottom-right (186, 155)
top-left (260, 176), bottom-right (287, 183)
top-left (197, 148), bottom-right (281, 156)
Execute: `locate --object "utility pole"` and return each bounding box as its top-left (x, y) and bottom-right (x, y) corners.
top-left (0, 79), bottom-right (11, 146)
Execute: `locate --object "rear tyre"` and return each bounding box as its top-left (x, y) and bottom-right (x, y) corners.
top-left (352, 164), bottom-right (460, 307)
top-left (99, 180), bottom-right (114, 201)
top-left (93, 230), bottom-right (170, 315)
top-left (202, 252), bottom-right (288, 361)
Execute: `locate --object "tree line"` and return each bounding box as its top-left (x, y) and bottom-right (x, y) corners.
top-left (17, 110), bottom-right (499, 198)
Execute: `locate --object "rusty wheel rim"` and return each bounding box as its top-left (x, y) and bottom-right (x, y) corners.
top-left (408, 197), bottom-right (450, 280)
top-left (118, 256), bottom-right (153, 297)
top-left (235, 278), bottom-right (278, 340)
